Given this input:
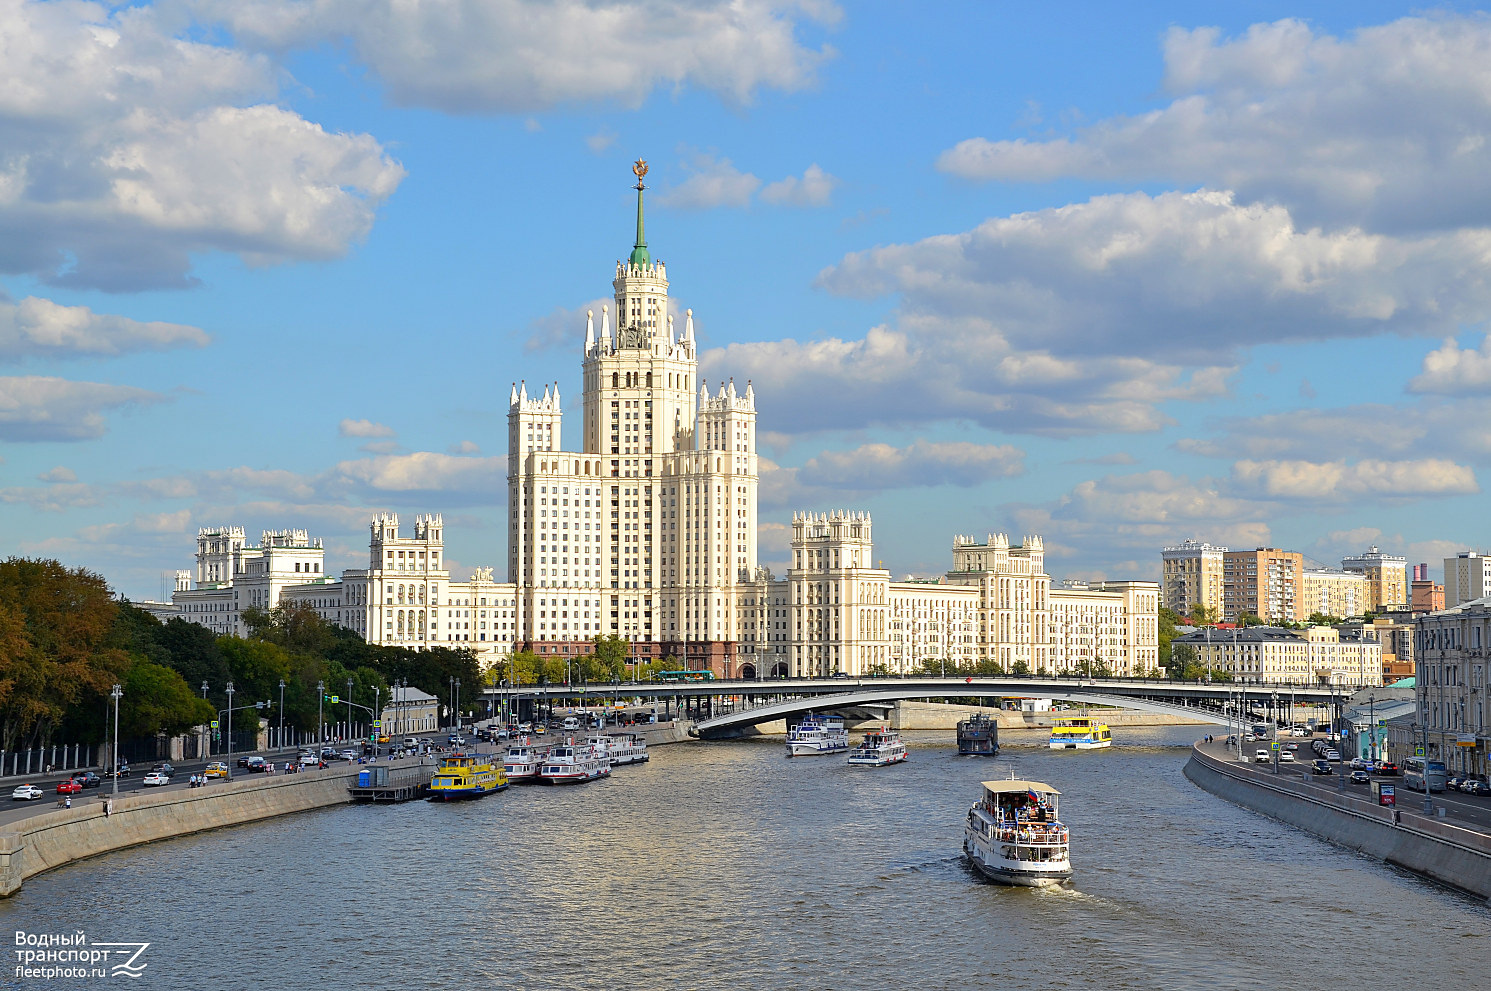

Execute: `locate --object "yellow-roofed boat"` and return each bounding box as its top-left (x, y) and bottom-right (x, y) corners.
top-left (429, 752), bottom-right (508, 801)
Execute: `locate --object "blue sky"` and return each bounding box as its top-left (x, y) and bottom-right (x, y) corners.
top-left (4, 0), bottom-right (1491, 600)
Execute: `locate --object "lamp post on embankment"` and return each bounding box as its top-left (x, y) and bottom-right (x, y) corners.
top-left (110, 684), bottom-right (122, 799)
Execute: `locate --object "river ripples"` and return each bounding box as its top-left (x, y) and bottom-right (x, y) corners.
top-left (3, 726), bottom-right (1486, 991)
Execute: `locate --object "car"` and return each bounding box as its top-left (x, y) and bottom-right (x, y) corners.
top-left (518, 721), bottom-right (533, 733)
top-left (298, 753), bottom-right (320, 767)
top-left (1377, 762), bottom-right (1400, 776)
top-left (107, 765), bottom-right (130, 778)
top-left (1311, 759), bottom-right (1332, 775)
top-left (1279, 750), bottom-right (1295, 763)
top-left (55, 779), bottom-right (83, 794)
top-left (204, 762), bottom-right (229, 778)
top-left (239, 756), bottom-right (265, 772)
top-left (1459, 774), bottom-right (1488, 793)
top-left (1350, 757), bottom-right (1373, 771)
top-left (11, 785), bottom-right (44, 801)
top-left (1285, 742), bottom-right (1299, 750)
top-left (376, 734), bottom-right (390, 744)
top-left (404, 738), bottom-right (419, 749)
top-left (831, 671), bottom-right (851, 679)
top-left (533, 724), bottom-right (547, 734)
top-left (338, 749), bottom-right (358, 761)
top-left (1447, 775), bottom-right (1466, 791)
top-left (1324, 749), bottom-right (1340, 761)
top-left (152, 762), bottom-right (176, 778)
top-left (1349, 769), bottom-right (1371, 784)
top-left (1291, 727), bottom-right (1307, 737)
top-left (562, 717), bottom-right (580, 731)
top-left (1254, 749), bottom-right (1271, 763)
top-left (71, 771), bottom-right (101, 788)
top-left (236, 755), bottom-right (255, 767)
top-left (141, 772), bottom-right (169, 787)
top-left (1464, 779), bottom-right (1491, 797)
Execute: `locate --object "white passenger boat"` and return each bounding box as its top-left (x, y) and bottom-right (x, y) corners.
top-left (538, 743), bottom-right (611, 785)
top-left (502, 742), bottom-right (546, 784)
top-left (785, 714), bottom-right (850, 757)
top-left (1049, 716), bottom-right (1111, 750)
top-left (600, 732), bottom-right (649, 766)
top-left (847, 728), bottom-right (907, 767)
top-left (963, 778), bottom-right (1072, 887)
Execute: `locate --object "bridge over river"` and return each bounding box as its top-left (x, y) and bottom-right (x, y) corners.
top-left (482, 675), bottom-right (1344, 740)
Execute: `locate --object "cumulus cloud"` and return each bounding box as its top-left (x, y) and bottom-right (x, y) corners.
top-left (327, 452), bottom-right (507, 495)
top-left (586, 129), bottom-right (618, 153)
top-left (656, 154), bottom-right (761, 209)
top-left (1231, 458), bottom-right (1477, 501)
top-left (189, 0), bottom-right (838, 113)
top-left (339, 418), bottom-right (396, 439)
top-left (760, 163), bottom-right (838, 207)
top-left (937, 15), bottom-right (1491, 233)
top-left (37, 466), bottom-right (78, 484)
top-left (0, 297), bottom-right (208, 362)
top-left (797, 440), bottom-right (1024, 490)
top-left (78, 509), bottom-right (193, 544)
top-left (1409, 335), bottom-right (1491, 395)
top-left (0, 1), bottom-right (404, 289)
top-left (0, 375), bottom-right (165, 441)
top-left (522, 298), bottom-right (611, 354)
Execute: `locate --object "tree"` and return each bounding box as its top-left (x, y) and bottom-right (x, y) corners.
top-left (119, 660), bottom-right (216, 738)
top-left (1188, 602), bottom-right (1219, 625)
top-left (1306, 612), bottom-right (1341, 627)
top-left (1157, 607), bottom-right (1180, 670)
top-left (1238, 612), bottom-right (1265, 627)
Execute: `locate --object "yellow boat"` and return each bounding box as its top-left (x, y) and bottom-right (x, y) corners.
top-left (1049, 716), bottom-right (1111, 750)
top-left (428, 752), bottom-right (508, 800)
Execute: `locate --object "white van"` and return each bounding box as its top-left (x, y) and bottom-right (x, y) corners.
top-left (562, 716), bottom-right (581, 731)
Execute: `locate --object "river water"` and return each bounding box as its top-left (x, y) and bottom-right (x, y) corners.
top-left (3, 726), bottom-right (1486, 990)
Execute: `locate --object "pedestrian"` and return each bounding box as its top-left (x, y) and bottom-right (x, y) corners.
top-left (103, 797), bottom-right (112, 817)
top-left (64, 795), bottom-right (72, 810)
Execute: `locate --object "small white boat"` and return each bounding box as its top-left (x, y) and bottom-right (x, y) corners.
top-left (600, 732), bottom-right (649, 766)
top-left (503, 742), bottom-right (546, 783)
top-left (538, 743), bottom-right (611, 785)
top-left (963, 778), bottom-right (1072, 887)
top-left (847, 728), bottom-right (907, 767)
top-left (785, 714), bottom-right (850, 757)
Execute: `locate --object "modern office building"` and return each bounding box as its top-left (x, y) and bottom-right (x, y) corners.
top-left (1443, 552), bottom-right (1491, 608)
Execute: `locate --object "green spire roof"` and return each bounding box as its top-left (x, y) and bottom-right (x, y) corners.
top-left (628, 178), bottom-right (650, 269)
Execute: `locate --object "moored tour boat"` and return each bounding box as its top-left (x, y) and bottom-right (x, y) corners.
top-left (1049, 716), bottom-right (1111, 750)
top-left (847, 728), bottom-right (908, 767)
top-left (600, 732), bottom-right (649, 766)
top-left (503, 742), bottom-right (547, 783)
top-left (429, 752), bottom-right (508, 800)
top-left (962, 779), bottom-right (1071, 887)
top-left (957, 712), bottom-right (1000, 756)
top-left (538, 743), bottom-right (611, 785)
top-left (785, 714), bottom-right (850, 757)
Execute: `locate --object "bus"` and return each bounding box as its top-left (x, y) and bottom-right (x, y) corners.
top-left (655, 670), bottom-right (715, 683)
top-left (1404, 756), bottom-right (1448, 793)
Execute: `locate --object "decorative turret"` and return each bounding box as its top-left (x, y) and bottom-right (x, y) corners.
top-left (628, 159), bottom-right (651, 270)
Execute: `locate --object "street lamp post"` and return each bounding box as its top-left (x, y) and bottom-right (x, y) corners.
top-left (225, 681), bottom-right (235, 780)
top-left (278, 679), bottom-right (285, 751)
top-left (448, 676), bottom-right (454, 732)
top-left (1368, 693), bottom-right (1376, 763)
top-left (110, 684), bottom-right (122, 798)
top-left (316, 680), bottom-right (325, 750)
top-left (347, 678), bottom-right (354, 742)
top-left (201, 681), bottom-right (210, 756)
top-left (455, 678), bottom-right (461, 736)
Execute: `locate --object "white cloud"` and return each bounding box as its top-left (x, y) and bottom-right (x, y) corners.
top-left (937, 15), bottom-right (1491, 233)
top-left (523, 298), bottom-right (611, 354)
top-left (1231, 458), bottom-right (1478, 501)
top-left (760, 163), bottom-right (837, 207)
top-left (1409, 335), bottom-right (1491, 395)
top-left (656, 154), bottom-right (761, 209)
top-left (448, 440), bottom-right (481, 455)
top-left (37, 466), bottom-right (78, 484)
top-left (0, 375), bottom-right (164, 441)
top-left (327, 452), bottom-right (506, 496)
top-left (0, 480), bottom-right (102, 512)
top-left (0, 1), bottom-right (404, 289)
top-left (189, 0), bottom-right (838, 113)
top-left (79, 509), bottom-right (193, 544)
top-left (586, 129), bottom-right (617, 154)
top-left (339, 418), bottom-right (396, 439)
top-left (0, 296), bottom-right (208, 362)
top-left (797, 440), bottom-right (1024, 490)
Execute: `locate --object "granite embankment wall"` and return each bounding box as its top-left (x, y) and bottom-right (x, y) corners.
top-left (1185, 745), bottom-right (1491, 901)
top-left (0, 759), bottom-right (430, 897)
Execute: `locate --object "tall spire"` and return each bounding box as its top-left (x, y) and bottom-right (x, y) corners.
top-left (628, 159), bottom-right (651, 270)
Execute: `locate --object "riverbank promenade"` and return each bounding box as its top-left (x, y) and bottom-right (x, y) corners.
top-left (1187, 739), bottom-right (1491, 900)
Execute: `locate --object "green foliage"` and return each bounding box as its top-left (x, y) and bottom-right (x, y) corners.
top-left (1238, 612), bottom-right (1265, 627)
top-left (1157, 607), bottom-right (1179, 670)
top-left (1306, 612), bottom-right (1341, 627)
top-left (120, 660), bottom-right (216, 737)
top-left (1188, 603), bottom-right (1219, 625)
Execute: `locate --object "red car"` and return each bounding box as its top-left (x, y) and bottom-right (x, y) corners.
top-left (1376, 762), bottom-right (1400, 776)
top-left (55, 779), bottom-right (82, 794)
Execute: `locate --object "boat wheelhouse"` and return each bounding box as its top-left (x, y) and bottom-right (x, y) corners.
top-left (957, 712), bottom-right (1000, 756)
top-left (538, 743), bottom-right (611, 785)
top-left (963, 779), bottom-right (1071, 887)
top-left (785, 714), bottom-right (850, 757)
top-left (503, 742), bottom-right (547, 783)
top-left (847, 728), bottom-right (908, 767)
top-left (429, 753), bottom-right (508, 800)
top-left (1049, 716), bottom-right (1111, 750)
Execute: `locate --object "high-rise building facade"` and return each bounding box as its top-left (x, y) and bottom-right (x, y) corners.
top-left (1222, 548), bottom-right (1304, 623)
top-left (1341, 545), bottom-right (1408, 611)
top-left (1443, 552), bottom-right (1491, 607)
top-left (1161, 539), bottom-right (1227, 618)
top-left (1301, 568), bottom-right (1367, 620)
top-left (506, 161), bottom-right (759, 671)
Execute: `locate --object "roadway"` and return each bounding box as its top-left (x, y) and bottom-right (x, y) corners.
top-left (1196, 736), bottom-right (1491, 834)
